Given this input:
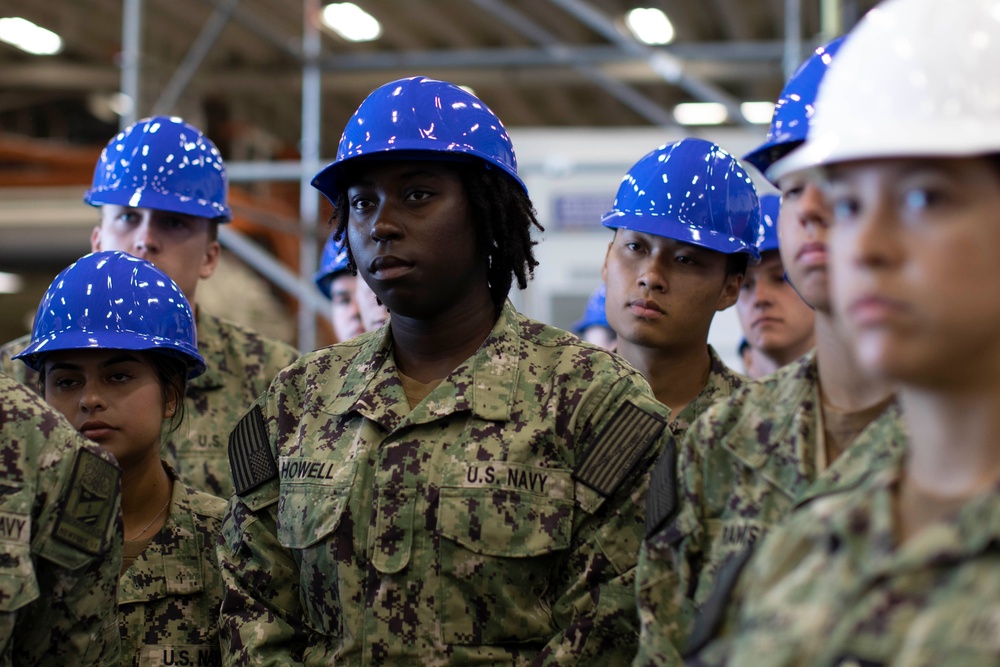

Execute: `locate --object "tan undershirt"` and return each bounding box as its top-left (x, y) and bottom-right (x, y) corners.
top-left (398, 371), bottom-right (443, 410)
top-left (816, 395), bottom-right (895, 472)
top-left (122, 535), bottom-right (156, 576)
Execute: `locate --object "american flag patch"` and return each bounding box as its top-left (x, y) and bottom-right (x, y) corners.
top-left (574, 401), bottom-right (665, 496)
top-left (229, 405), bottom-right (278, 496)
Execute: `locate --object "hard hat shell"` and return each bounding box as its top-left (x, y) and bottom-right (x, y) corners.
top-left (14, 251), bottom-right (206, 379)
top-left (742, 36), bottom-right (845, 180)
top-left (572, 284), bottom-right (611, 334)
top-left (756, 194), bottom-right (781, 254)
top-left (771, 0), bottom-right (1000, 179)
top-left (314, 233), bottom-right (352, 299)
top-left (311, 76), bottom-right (526, 204)
top-left (84, 115), bottom-right (231, 222)
top-left (602, 138), bottom-right (761, 262)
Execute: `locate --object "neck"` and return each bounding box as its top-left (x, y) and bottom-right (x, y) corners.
top-left (901, 384), bottom-right (1000, 498)
top-left (120, 450), bottom-right (172, 540)
top-left (815, 311), bottom-right (894, 410)
top-left (617, 340), bottom-right (711, 413)
top-left (390, 295), bottom-right (498, 384)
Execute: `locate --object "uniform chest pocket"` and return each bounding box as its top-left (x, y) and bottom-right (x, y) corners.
top-left (276, 458), bottom-right (356, 638)
top-left (0, 543), bottom-right (39, 613)
top-left (276, 457), bottom-right (355, 549)
top-left (437, 484), bottom-right (573, 646)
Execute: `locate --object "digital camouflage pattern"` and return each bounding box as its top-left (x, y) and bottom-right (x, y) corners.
top-left (635, 352), bottom-right (903, 666)
top-left (119, 465), bottom-right (226, 667)
top-left (0, 311), bottom-right (300, 499)
top-left (217, 301), bottom-right (673, 666)
top-left (689, 440), bottom-right (1000, 667)
top-left (667, 347), bottom-right (746, 438)
top-left (0, 372), bottom-right (123, 666)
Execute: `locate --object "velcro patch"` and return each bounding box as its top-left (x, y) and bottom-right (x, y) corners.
top-left (645, 440), bottom-right (678, 538)
top-left (229, 404), bottom-right (278, 496)
top-left (574, 401), bottom-right (665, 496)
top-left (54, 448), bottom-right (120, 555)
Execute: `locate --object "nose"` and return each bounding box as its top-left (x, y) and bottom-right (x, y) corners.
top-left (369, 203), bottom-right (403, 243)
top-left (80, 385), bottom-right (106, 414)
top-left (797, 182), bottom-right (833, 231)
top-left (133, 217), bottom-right (160, 254)
top-left (751, 279), bottom-right (774, 308)
top-left (849, 199), bottom-right (903, 271)
top-left (637, 260), bottom-right (667, 293)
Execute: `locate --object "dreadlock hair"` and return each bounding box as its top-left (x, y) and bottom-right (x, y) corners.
top-left (327, 158), bottom-right (544, 309)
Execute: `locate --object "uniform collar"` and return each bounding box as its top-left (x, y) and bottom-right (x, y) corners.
top-left (670, 346), bottom-right (746, 434)
top-left (326, 301), bottom-right (522, 432)
top-left (187, 309), bottom-right (226, 391)
top-left (719, 350), bottom-right (821, 497)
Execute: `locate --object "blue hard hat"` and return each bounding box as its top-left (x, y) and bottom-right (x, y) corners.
top-left (15, 251), bottom-right (206, 379)
top-left (314, 233), bottom-right (352, 298)
top-left (572, 284), bottom-right (611, 334)
top-left (755, 194), bottom-right (781, 254)
top-left (602, 138), bottom-right (761, 262)
top-left (742, 37), bottom-right (846, 180)
top-left (84, 115), bottom-right (232, 222)
top-left (311, 76), bottom-right (526, 204)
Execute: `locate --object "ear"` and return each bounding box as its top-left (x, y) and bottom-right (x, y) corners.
top-left (199, 239), bottom-right (222, 280)
top-left (90, 226), bottom-right (103, 252)
top-left (601, 242), bottom-right (612, 283)
top-left (163, 395), bottom-right (177, 419)
top-left (716, 271), bottom-right (743, 312)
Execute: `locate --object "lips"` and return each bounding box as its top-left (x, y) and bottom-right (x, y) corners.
top-left (847, 294), bottom-right (907, 327)
top-left (753, 316), bottom-right (783, 329)
top-left (628, 298), bottom-right (665, 319)
top-left (796, 242), bottom-right (827, 267)
top-left (79, 420), bottom-right (115, 440)
top-left (368, 255), bottom-right (413, 280)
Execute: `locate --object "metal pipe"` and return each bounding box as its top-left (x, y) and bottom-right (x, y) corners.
top-left (297, 0), bottom-right (323, 352)
top-left (153, 0), bottom-right (241, 115)
top-left (783, 0), bottom-right (803, 81)
top-left (218, 226), bottom-right (330, 316)
top-left (120, 0), bottom-right (143, 128)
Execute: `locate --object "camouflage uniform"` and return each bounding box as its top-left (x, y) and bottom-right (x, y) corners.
top-left (689, 438), bottom-right (1000, 667)
top-left (0, 311), bottom-right (299, 498)
top-left (667, 347), bottom-right (746, 437)
top-left (218, 302), bottom-right (673, 666)
top-left (0, 372), bottom-right (123, 666)
top-left (635, 352), bottom-right (903, 666)
top-left (119, 464), bottom-right (226, 667)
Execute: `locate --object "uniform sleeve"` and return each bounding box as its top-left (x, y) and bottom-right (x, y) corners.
top-left (11, 405), bottom-right (123, 667)
top-left (532, 379), bottom-right (673, 666)
top-left (216, 398), bottom-right (309, 667)
top-left (633, 415), bottom-right (712, 667)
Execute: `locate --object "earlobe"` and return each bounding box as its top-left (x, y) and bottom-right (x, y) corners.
top-left (90, 226), bottom-right (103, 252)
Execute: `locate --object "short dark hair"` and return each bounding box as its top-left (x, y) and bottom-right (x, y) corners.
top-left (725, 252), bottom-right (751, 278)
top-left (329, 159), bottom-right (544, 308)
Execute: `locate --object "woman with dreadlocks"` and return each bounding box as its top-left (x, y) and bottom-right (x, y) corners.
top-left (216, 76), bottom-right (673, 666)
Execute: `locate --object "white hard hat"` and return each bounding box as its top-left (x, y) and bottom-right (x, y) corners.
top-left (769, 0), bottom-right (1000, 180)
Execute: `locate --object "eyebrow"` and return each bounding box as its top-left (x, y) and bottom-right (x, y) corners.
top-left (46, 353), bottom-right (144, 372)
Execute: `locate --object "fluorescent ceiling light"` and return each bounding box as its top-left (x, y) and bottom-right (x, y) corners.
top-left (673, 102), bottom-right (728, 126)
top-left (625, 8), bottom-right (675, 45)
top-left (740, 101), bottom-right (776, 124)
top-left (0, 272), bottom-right (23, 295)
top-left (0, 17), bottom-right (63, 56)
top-left (321, 3), bottom-right (382, 42)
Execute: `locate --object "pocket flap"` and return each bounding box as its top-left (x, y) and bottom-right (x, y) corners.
top-left (276, 457), bottom-right (355, 549)
top-left (438, 487), bottom-right (572, 557)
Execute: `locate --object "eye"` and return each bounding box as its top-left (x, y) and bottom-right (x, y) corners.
top-left (52, 376), bottom-right (80, 390)
top-left (675, 253), bottom-right (699, 266)
top-left (903, 187), bottom-right (943, 212)
top-left (107, 371), bottom-right (133, 383)
top-left (349, 194), bottom-right (375, 212)
top-left (405, 188), bottom-right (433, 202)
top-left (740, 276), bottom-right (755, 291)
top-left (830, 195), bottom-right (860, 221)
